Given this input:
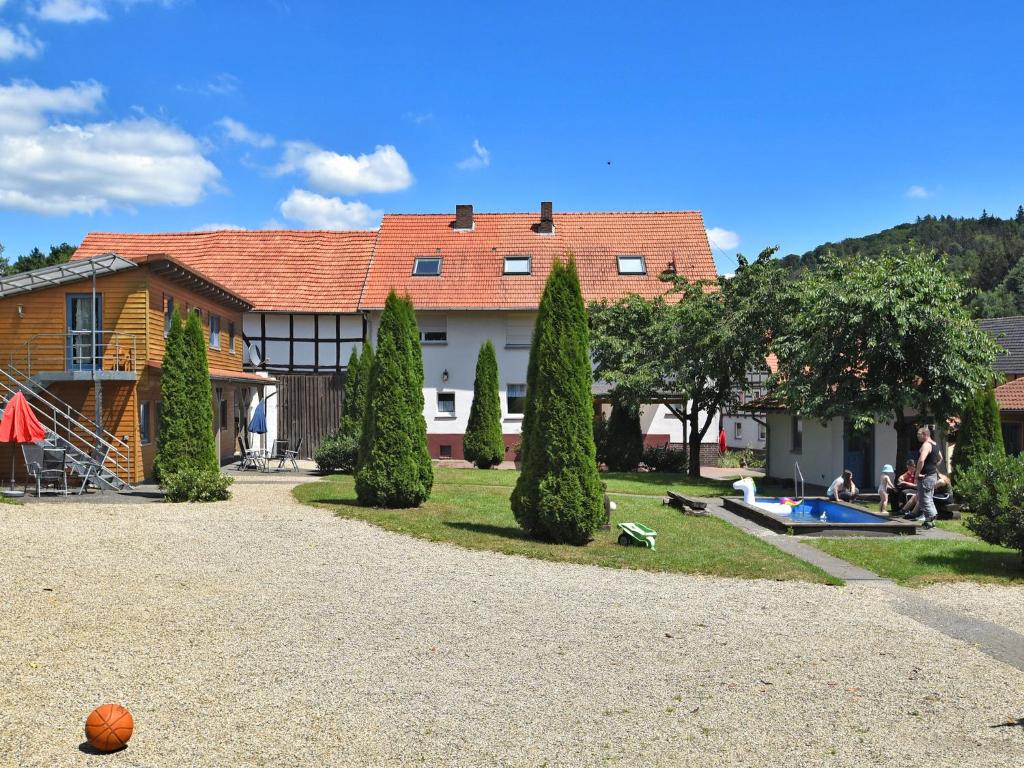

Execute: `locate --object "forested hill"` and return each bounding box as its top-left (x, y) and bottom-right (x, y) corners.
top-left (779, 208), bottom-right (1024, 318)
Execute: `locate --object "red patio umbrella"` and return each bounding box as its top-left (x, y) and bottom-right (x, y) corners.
top-left (718, 426), bottom-right (727, 456)
top-left (0, 392), bottom-right (47, 489)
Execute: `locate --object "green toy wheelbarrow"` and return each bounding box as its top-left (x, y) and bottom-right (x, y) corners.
top-left (617, 522), bottom-right (657, 550)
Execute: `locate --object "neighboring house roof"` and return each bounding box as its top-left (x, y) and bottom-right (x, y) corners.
top-left (360, 209), bottom-right (716, 310)
top-left (74, 230), bottom-right (376, 313)
top-left (978, 316), bottom-right (1024, 376)
top-left (0, 253), bottom-right (138, 299)
top-left (995, 376), bottom-right (1024, 412)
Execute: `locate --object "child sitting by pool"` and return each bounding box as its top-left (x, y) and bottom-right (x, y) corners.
top-left (878, 464), bottom-right (896, 514)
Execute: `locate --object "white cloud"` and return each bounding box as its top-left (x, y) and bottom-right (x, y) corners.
top-left (279, 189), bottom-right (381, 230)
top-left (403, 111), bottom-right (433, 125)
top-left (192, 223), bottom-right (245, 232)
top-left (31, 0), bottom-right (174, 22)
top-left (216, 117), bottom-right (274, 148)
top-left (905, 185), bottom-right (931, 199)
top-left (177, 73), bottom-right (240, 97)
top-left (32, 0), bottom-right (108, 22)
top-left (456, 139), bottom-right (490, 170)
top-left (0, 24), bottom-right (44, 60)
top-left (0, 79), bottom-right (220, 216)
top-left (276, 142), bottom-right (412, 195)
top-left (706, 227), bottom-right (740, 251)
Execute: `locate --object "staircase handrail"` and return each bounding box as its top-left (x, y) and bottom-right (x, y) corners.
top-left (1, 364), bottom-right (130, 454)
top-left (0, 370), bottom-right (133, 486)
top-left (794, 461), bottom-right (805, 499)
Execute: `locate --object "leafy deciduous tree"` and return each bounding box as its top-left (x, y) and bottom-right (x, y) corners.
top-left (590, 247), bottom-right (786, 477)
top-left (771, 247), bottom-right (999, 470)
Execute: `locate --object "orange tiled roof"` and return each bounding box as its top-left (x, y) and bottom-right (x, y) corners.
top-left (995, 376), bottom-right (1024, 412)
top-left (74, 230), bottom-right (376, 313)
top-left (360, 211), bottom-right (716, 309)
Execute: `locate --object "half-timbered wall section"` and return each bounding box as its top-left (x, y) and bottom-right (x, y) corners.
top-left (242, 312), bottom-right (364, 374)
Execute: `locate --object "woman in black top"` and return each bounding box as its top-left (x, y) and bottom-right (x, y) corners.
top-left (914, 426), bottom-right (942, 528)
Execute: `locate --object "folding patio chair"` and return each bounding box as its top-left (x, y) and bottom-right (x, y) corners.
top-left (22, 443), bottom-right (68, 496)
top-left (236, 434), bottom-right (265, 471)
top-left (274, 438), bottom-right (302, 472)
top-left (67, 445), bottom-right (112, 495)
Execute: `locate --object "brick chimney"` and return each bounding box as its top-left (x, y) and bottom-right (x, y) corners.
top-left (454, 204), bottom-right (474, 231)
top-left (538, 201), bottom-right (554, 234)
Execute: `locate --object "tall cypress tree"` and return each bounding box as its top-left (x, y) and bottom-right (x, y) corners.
top-left (339, 346), bottom-right (363, 438)
top-left (511, 259), bottom-right (603, 544)
top-left (355, 292), bottom-right (433, 507)
top-left (954, 382), bottom-right (1005, 481)
top-left (154, 309), bottom-right (217, 481)
top-left (464, 340), bottom-right (505, 468)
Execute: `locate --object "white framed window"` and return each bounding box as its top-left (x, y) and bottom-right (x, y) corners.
top-left (506, 383), bottom-right (526, 415)
top-left (418, 315), bottom-right (447, 344)
top-left (228, 321), bottom-right (236, 354)
top-left (758, 422), bottom-right (766, 441)
top-left (617, 255), bottom-right (646, 274)
top-left (209, 314), bottom-right (221, 349)
top-left (734, 422), bottom-right (743, 439)
top-left (792, 416), bottom-right (803, 453)
top-left (413, 257), bottom-right (442, 276)
top-left (437, 391), bottom-right (455, 415)
top-left (505, 315), bottom-right (533, 347)
top-left (503, 256), bottom-right (531, 275)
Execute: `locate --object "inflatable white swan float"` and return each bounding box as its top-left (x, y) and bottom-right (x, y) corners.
top-left (732, 477), bottom-right (802, 516)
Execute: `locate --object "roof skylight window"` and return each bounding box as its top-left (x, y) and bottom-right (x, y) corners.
top-left (503, 256), bottom-right (532, 275)
top-left (413, 257), bottom-right (442, 276)
top-left (617, 255), bottom-right (646, 275)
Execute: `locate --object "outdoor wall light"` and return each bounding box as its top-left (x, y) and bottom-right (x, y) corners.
top-left (16, 305), bottom-right (24, 318)
top-left (442, 369), bottom-right (449, 383)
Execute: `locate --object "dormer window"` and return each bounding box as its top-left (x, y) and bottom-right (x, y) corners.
top-left (617, 255), bottom-right (646, 275)
top-left (413, 257), bottom-right (442, 276)
top-left (503, 256), bottom-right (531, 275)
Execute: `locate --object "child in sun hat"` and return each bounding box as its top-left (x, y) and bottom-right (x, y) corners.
top-left (878, 463), bottom-right (897, 515)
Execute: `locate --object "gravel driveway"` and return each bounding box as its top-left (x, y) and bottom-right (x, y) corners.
top-left (1, 471), bottom-right (1022, 767)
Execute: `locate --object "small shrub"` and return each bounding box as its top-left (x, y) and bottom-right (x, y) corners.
top-left (958, 451), bottom-right (1024, 559)
top-left (315, 433), bottom-right (360, 474)
top-left (718, 448), bottom-right (766, 469)
top-left (161, 468), bottom-right (233, 502)
top-left (464, 340), bottom-right (505, 469)
top-left (953, 382), bottom-right (1004, 482)
top-left (641, 445), bottom-right (688, 473)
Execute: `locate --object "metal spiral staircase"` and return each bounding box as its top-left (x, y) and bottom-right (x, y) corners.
top-left (2, 333), bottom-right (136, 493)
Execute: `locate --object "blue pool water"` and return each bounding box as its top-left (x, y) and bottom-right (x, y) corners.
top-left (753, 497), bottom-right (887, 524)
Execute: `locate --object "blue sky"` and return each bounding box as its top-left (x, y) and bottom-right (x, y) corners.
top-left (0, 0), bottom-right (1022, 273)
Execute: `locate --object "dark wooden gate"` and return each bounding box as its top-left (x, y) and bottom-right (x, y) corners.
top-left (276, 373), bottom-right (345, 457)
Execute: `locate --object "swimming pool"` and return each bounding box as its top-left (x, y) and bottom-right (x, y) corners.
top-left (720, 495), bottom-right (918, 536)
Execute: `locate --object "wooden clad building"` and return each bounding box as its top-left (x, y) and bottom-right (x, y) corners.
top-left (0, 253), bottom-right (268, 486)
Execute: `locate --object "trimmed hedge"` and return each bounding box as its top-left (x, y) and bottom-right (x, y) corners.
top-left (355, 292), bottom-right (433, 507)
top-left (464, 340), bottom-right (505, 468)
top-left (511, 258), bottom-right (603, 544)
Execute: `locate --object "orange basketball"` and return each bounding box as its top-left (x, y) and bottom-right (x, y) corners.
top-left (84, 703), bottom-right (134, 752)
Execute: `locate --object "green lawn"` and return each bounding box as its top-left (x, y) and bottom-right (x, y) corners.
top-left (293, 469), bottom-right (838, 584)
top-left (429, 466), bottom-right (779, 498)
top-left (810, 536), bottom-right (1023, 587)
